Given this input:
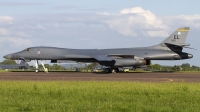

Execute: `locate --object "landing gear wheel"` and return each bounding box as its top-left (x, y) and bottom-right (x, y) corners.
top-left (116, 68), bottom-right (119, 73)
top-left (33, 60), bottom-right (48, 73)
top-left (104, 68), bottom-right (111, 73)
top-left (35, 69), bottom-right (39, 73)
top-left (111, 68), bottom-right (119, 73)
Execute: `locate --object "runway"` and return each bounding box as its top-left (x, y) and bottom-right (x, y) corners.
top-left (0, 72), bottom-right (200, 82)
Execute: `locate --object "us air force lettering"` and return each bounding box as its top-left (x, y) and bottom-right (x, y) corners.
top-left (4, 27), bottom-right (194, 73)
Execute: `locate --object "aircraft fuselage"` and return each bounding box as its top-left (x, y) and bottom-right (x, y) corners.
top-left (5, 46), bottom-right (192, 61)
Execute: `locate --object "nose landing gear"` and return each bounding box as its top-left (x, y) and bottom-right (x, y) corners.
top-left (33, 60), bottom-right (48, 73)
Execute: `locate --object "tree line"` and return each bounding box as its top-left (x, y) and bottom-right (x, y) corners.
top-left (0, 59), bottom-right (17, 65)
top-left (147, 63), bottom-right (200, 71)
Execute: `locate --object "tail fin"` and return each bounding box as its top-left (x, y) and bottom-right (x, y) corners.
top-left (159, 27), bottom-right (190, 51)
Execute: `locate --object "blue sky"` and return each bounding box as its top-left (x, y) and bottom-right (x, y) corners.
top-left (0, 0), bottom-right (200, 66)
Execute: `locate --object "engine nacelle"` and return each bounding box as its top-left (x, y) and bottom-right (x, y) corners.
top-left (99, 59), bottom-right (150, 67)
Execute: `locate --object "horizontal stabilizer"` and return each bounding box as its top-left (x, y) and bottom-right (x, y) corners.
top-left (183, 47), bottom-right (197, 50)
top-left (165, 43), bottom-right (197, 50)
top-left (165, 43), bottom-right (190, 47)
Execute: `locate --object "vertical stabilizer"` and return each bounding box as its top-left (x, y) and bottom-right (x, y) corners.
top-left (160, 27), bottom-right (190, 46)
top-left (159, 27), bottom-right (190, 51)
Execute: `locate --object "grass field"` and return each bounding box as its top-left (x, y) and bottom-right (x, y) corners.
top-left (0, 81), bottom-right (200, 112)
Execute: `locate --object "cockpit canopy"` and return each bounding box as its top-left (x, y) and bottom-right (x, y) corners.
top-left (23, 48), bottom-right (31, 52)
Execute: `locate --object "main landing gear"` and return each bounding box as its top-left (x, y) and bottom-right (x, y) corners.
top-left (104, 68), bottom-right (119, 73)
top-left (33, 60), bottom-right (48, 73)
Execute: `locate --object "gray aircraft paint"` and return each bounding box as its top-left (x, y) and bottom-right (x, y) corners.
top-left (4, 27), bottom-right (193, 68)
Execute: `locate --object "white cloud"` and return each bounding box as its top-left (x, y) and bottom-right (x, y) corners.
top-left (54, 23), bottom-right (59, 29)
top-left (1, 7), bottom-right (200, 49)
top-left (0, 16), bottom-right (14, 24)
top-left (0, 16), bottom-right (13, 36)
top-left (0, 27), bottom-right (10, 36)
top-left (0, 2), bottom-right (46, 7)
top-left (23, 23), bottom-right (47, 30)
top-left (0, 28), bottom-right (29, 37)
top-left (97, 7), bottom-right (200, 38)
top-left (15, 31), bottom-right (29, 37)
top-left (103, 7), bottom-right (168, 37)
top-left (36, 24), bottom-right (46, 30)
top-left (163, 15), bottom-right (200, 28)
top-left (0, 37), bottom-right (32, 47)
top-left (54, 5), bottom-right (76, 9)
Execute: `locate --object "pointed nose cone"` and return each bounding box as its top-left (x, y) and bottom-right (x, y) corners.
top-left (188, 54), bottom-right (193, 59)
top-left (3, 54), bottom-right (11, 59)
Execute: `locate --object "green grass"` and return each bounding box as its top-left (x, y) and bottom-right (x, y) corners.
top-left (0, 81), bottom-right (200, 112)
top-left (0, 70), bottom-right (9, 72)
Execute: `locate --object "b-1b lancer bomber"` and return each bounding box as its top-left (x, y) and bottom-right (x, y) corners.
top-left (4, 27), bottom-right (193, 73)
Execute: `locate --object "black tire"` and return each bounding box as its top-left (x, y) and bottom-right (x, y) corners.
top-left (115, 68), bottom-right (119, 73)
top-left (111, 68), bottom-right (119, 73)
top-left (35, 69), bottom-right (39, 73)
top-left (104, 68), bottom-right (111, 73)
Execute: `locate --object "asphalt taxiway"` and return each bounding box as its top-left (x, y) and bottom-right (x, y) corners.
top-left (0, 72), bottom-right (200, 82)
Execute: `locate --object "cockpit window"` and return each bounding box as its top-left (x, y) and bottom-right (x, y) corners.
top-left (23, 48), bottom-right (31, 52)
